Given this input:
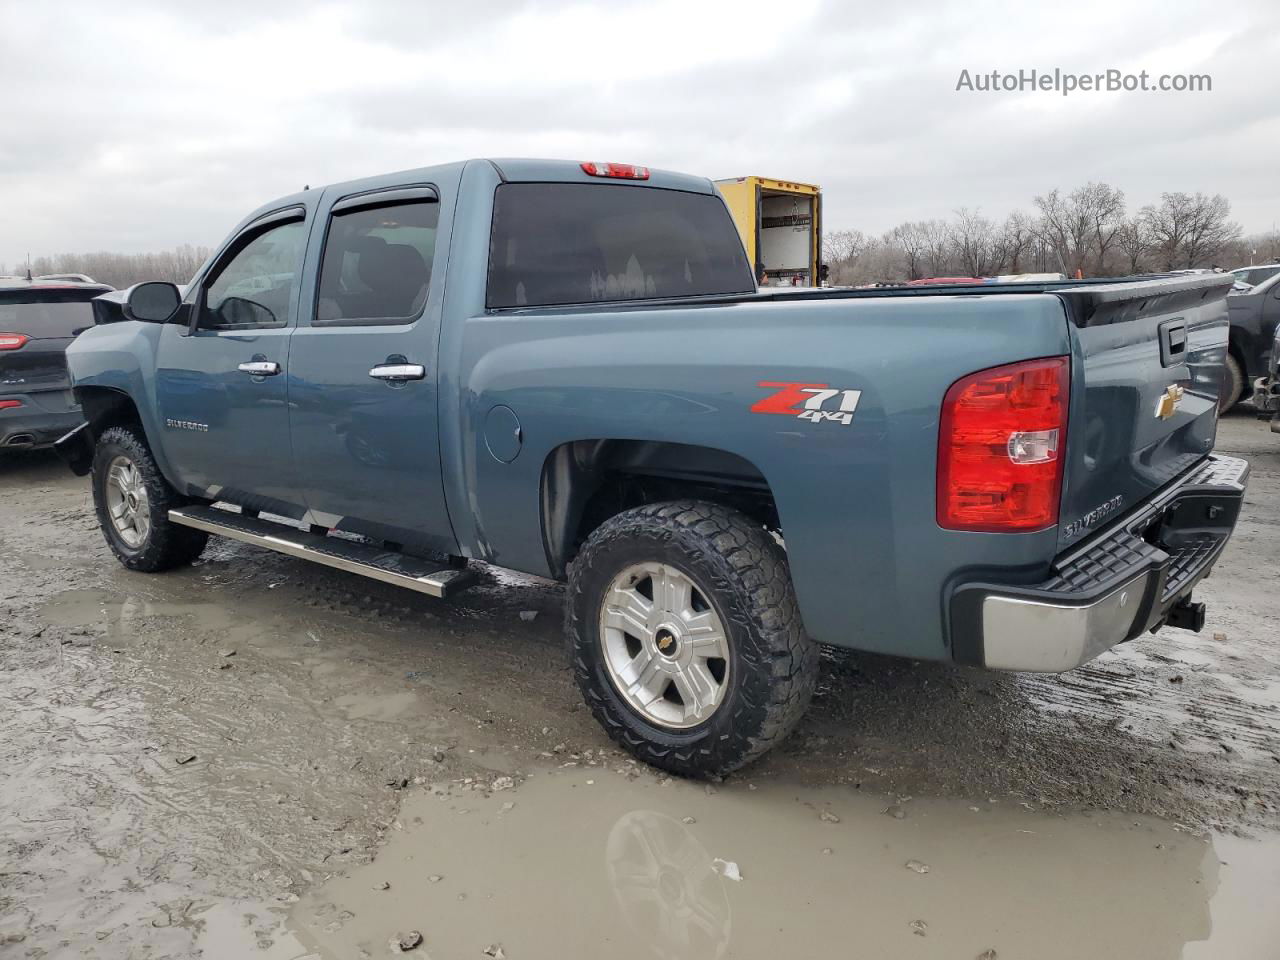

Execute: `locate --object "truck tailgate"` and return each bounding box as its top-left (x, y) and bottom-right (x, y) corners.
top-left (1056, 274), bottom-right (1233, 550)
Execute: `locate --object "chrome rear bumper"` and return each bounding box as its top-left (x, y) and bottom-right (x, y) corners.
top-left (950, 455), bottom-right (1249, 673)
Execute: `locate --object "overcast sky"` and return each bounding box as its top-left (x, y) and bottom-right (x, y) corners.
top-left (2, 0), bottom-right (1278, 268)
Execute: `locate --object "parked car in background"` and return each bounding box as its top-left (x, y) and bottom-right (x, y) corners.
top-left (906, 274), bottom-right (1067, 287)
top-left (1230, 263), bottom-right (1280, 289)
top-left (1223, 270), bottom-right (1280, 410)
top-left (57, 158), bottom-right (1248, 776)
top-left (0, 275), bottom-right (111, 450)
top-left (1253, 323), bottom-right (1280, 434)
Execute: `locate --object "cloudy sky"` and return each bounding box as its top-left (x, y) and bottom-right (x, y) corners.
top-left (2, 0), bottom-right (1278, 268)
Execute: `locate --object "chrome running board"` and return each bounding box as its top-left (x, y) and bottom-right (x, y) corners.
top-left (168, 506), bottom-right (474, 599)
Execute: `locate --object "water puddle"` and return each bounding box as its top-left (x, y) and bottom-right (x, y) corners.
top-left (196, 901), bottom-right (320, 959)
top-left (40, 587), bottom-right (265, 649)
top-left (333, 690), bottom-right (421, 722)
top-left (278, 770), bottom-right (1280, 960)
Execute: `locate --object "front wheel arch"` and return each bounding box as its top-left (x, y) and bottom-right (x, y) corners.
top-left (75, 385), bottom-right (143, 438)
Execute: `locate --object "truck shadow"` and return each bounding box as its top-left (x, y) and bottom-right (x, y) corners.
top-left (0, 447), bottom-right (67, 482)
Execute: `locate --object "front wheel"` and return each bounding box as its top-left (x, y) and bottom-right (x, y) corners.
top-left (568, 501), bottom-right (818, 778)
top-left (91, 424), bottom-right (208, 572)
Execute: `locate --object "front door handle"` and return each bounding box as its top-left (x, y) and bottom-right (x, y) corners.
top-left (369, 363), bottom-right (426, 382)
top-left (238, 361), bottom-right (281, 376)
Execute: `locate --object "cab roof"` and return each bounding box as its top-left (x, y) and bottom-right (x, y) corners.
top-left (252, 158), bottom-right (715, 221)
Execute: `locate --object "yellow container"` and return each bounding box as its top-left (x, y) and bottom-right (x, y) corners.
top-left (714, 176), bottom-right (822, 286)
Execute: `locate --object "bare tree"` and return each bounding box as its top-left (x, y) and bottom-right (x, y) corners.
top-left (997, 211), bottom-right (1036, 275)
top-left (821, 229), bottom-right (865, 265)
top-left (919, 219), bottom-right (953, 277)
top-left (1085, 183), bottom-right (1126, 272)
top-left (821, 229), bottom-right (871, 285)
top-left (1221, 231), bottom-right (1280, 266)
top-left (1115, 218), bottom-right (1153, 274)
top-left (890, 222), bottom-right (927, 280)
top-left (1257, 230), bottom-right (1280, 263)
top-left (1035, 182), bottom-right (1125, 277)
top-left (1143, 193), bottom-right (1240, 269)
top-left (1180, 193), bottom-right (1240, 268)
top-left (951, 208), bottom-right (999, 278)
top-left (1035, 188), bottom-right (1091, 276)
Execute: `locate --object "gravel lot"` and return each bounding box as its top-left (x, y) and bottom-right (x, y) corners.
top-left (1, 413), bottom-right (1277, 958)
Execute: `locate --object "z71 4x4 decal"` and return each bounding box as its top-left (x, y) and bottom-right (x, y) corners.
top-left (751, 381), bottom-right (862, 425)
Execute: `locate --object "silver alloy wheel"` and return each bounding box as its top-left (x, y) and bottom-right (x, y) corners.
top-left (599, 562), bottom-right (731, 729)
top-left (104, 455), bottom-right (151, 549)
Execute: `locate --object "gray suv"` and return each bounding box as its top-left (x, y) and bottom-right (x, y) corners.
top-left (0, 275), bottom-right (111, 450)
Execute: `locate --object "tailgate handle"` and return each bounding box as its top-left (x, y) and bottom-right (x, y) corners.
top-left (1159, 320), bottom-right (1188, 367)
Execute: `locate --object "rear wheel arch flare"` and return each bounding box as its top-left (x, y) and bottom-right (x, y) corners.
top-left (539, 439), bottom-right (780, 579)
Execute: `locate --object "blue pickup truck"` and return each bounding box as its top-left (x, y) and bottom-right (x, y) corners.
top-left (56, 158), bottom-right (1249, 776)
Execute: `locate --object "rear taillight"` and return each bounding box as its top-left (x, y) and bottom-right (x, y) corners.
top-left (580, 161), bottom-right (650, 180)
top-left (937, 356), bottom-right (1069, 532)
top-left (0, 399), bottom-right (22, 409)
top-left (0, 333), bottom-right (29, 350)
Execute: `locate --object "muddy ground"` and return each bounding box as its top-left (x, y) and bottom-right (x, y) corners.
top-left (1, 414), bottom-right (1277, 959)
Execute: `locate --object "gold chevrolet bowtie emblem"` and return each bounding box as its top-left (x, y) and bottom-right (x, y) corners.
top-left (1156, 384), bottom-right (1185, 420)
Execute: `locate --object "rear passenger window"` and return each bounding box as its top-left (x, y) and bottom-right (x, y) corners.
top-left (315, 198), bottom-right (438, 326)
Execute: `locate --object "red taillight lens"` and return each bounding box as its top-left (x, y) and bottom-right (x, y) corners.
top-left (937, 356), bottom-right (1069, 532)
top-left (0, 333), bottom-right (29, 350)
top-left (580, 161), bottom-right (650, 180)
top-left (0, 399), bottom-right (22, 409)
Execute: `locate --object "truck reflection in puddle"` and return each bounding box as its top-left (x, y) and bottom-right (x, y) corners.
top-left (283, 768), bottom-right (1280, 960)
top-left (607, 810), bottom-right (731, 959)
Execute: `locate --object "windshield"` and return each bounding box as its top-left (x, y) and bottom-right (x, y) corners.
top-left (487, 183), bottom-right (754, 309)
top-left (1232, 265), bottom-right (1280, 287)
top-left (0, 295), bottom-right (98, 338)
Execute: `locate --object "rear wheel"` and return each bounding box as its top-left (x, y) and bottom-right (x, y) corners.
top-left (1219, 353), bottom-right (1244, 412)
top-left (568, 500), bottom-right (818, 778)
top-left (91, 425), bottom-right (208, 571)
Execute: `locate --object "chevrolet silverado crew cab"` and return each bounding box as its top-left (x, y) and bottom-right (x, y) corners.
top-left (56, 158), bottom-right (1249, 777)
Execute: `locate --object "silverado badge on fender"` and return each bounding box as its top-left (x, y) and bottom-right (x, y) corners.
top-left (752, 381), bottom-right (862, 425)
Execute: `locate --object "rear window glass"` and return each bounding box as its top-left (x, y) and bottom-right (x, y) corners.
top-left (0, 296), bottom-right (98, 339)
top-left (486, 183), bottom-right (754, 309)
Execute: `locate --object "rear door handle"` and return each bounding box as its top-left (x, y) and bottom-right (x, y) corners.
top-left (237, 361), bottom-right (281, 376)
top-left (369, 363), bottom-right (426, 382)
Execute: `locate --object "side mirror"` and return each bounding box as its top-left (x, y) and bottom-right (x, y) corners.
top-left (124, 281), bottom-right (182, 323)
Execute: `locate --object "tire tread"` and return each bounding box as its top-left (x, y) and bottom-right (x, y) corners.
top-left (567, 499), bottom-right (817, 777)
top-left (92, 424), bottom-right (207, 572)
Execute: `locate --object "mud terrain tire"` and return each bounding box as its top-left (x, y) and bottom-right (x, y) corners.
top-left (91, 424), bottom-right (208, 572)
top-left (568, 500), bottom-right (818, 778)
